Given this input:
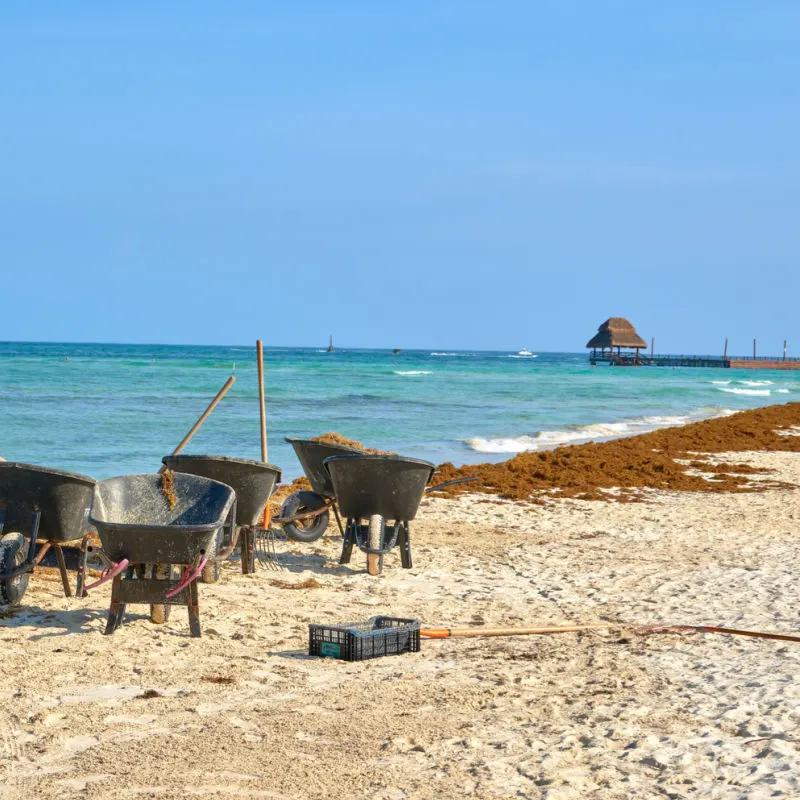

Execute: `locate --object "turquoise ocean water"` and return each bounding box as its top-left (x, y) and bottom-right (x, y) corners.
top-left (0, 342), bottom-right (796, 482)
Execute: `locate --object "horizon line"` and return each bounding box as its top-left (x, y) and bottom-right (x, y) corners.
top-left (0, 339), bottom-right (587, 354)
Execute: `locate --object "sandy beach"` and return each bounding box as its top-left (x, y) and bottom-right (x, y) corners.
top-left (2, 411), bottom-right (800, 799)
top-left (6, 3), bottom-right (799, 796)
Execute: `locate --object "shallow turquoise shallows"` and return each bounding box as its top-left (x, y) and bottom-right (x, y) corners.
top-left (0, 342), bottom-right (796, 482)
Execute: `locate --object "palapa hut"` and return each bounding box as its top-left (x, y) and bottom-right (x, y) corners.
top-left (586, 317), bottom-right (648, 365)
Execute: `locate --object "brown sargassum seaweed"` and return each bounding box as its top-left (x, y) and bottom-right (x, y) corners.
top-left (433, 402), bottom-right (800, 503)
top-left (160, 469), bottom-right (178, 509)
top-left (275, 403), bottom-right (800, 505)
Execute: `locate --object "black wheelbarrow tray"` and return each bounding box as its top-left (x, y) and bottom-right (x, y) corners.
top-left (275, 437), bottom-right (365, 543)
top-left (162, 454), bottom-right (282, 577)
top-left (324, 454), bottom-right (435, 576)
top-left (86, 473), bottom-right (236, 636)
top-left (0, 462), bottom-right (96, 606)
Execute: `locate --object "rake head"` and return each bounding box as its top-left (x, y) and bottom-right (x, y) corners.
top-left (254, 526), bottom-right (282, 571)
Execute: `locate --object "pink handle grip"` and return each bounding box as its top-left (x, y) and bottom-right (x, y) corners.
top-left (83, 558), bottom-right (130, 592)
top-left (165, 557), bottom-right (208, 599)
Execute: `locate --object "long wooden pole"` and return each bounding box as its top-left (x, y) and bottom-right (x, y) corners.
top-left (723, 337), bottom-right (728, 359)
top-left (256, 340), bottom-right (271, 534)
top-left (421, 622), bottom-right (800, 643)
top-left (421, 624), bottom-right (610, 639)
top-left (256, 340), bottom-right (267, 461)
top-left (158, 376), bottom-right (236, 473)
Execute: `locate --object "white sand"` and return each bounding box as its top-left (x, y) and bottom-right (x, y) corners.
top-left (1, 450), bottom-right (799, 799)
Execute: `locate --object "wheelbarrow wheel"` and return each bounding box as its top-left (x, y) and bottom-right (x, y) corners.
top-left (281, 491), bottom-right (329, 543)
top-left (367, 514), bottom-right (383, 576)
top-left (0, 532), bottom-right (30, 606)
top-left (201, 559), bottom-right (221, 584)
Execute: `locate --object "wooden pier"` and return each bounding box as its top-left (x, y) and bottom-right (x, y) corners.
top-left (590, 353), bottom-right (800, 370)
top-left (585, 318), bottom-right (799, 370)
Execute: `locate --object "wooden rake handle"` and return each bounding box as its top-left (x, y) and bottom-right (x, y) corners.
top-left (420, 624), bottom-right (611, 639)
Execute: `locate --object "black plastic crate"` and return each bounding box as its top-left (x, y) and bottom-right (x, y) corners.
top-left (308, 616), bottom-right (421, 661)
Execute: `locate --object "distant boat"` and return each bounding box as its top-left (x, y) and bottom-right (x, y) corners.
top-left (517, 348), bottom-right (534, 356)
top-left (392, 348), bottom-right (402, 355)
top-left (327, 335), bottom-right (335, 353)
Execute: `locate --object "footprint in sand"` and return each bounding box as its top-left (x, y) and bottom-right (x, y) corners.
top-left (0, 708), bottom-right (24, 794)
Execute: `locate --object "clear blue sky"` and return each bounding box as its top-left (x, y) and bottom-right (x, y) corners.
top-left (2, 2), bottom-right (798, 353)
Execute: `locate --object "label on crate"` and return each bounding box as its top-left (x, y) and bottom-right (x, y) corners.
top-left (320, 642), bottom-right (341, 658)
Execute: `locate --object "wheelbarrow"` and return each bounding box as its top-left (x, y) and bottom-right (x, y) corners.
top-left (0, 462), bottom-right (96, 606)
top-left (324, 454), bottom-right (435, 576)
top-left (86, 473), bottom-right (236, 637)
top-left (275, 437), bottom-right (364, 543)
top-left (162, 454), bottom-right (282, 577)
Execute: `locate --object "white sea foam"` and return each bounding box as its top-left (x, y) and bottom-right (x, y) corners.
top-left (393, 370), bottom-right (431, 376)
top-left (711, 380), bottom-right (731, 385)
top-left (430, 352), bottom-right (459, 356)
top-left (777, 388), bottom-right (790, 394)
top-left (508, 354), bottom-right (538, 359)
top-left (717, 387), bottom-right (771, 396)
top-left (463, 411), bottom-right (734, 454)
top-left (740, 380), bottom-right (773, 386)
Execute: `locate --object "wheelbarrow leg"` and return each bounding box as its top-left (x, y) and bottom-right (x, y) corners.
top-left (54, 545), bottom-right (72, 597)
top-left (339, 519), bottom-right (356, 565)
top-left (241, 526), bottom-right (255, 575)
top-left (26, 510), bottom-right (41, 565)
top-left (104, 569), bottom-right (130, 635)
top-left (187, 579), bottom-right (201, 638)
top-left (76, 535), bottom-right (90, 598)
top-left (398, 521), bottom-right (412, 569)
top-left (331, 503), bottom-right (345, 538)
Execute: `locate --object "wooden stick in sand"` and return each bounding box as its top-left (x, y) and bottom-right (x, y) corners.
top-left (422, 622), bottom-right (800, 643)
top-left (158, 375), bottom-right (236, 473)
top-left (421, 624), bottom-right (611, 639)
top-left (256, 340), bottom-right (267, 462)
top-left (256, 340), bottom-right (272, 531)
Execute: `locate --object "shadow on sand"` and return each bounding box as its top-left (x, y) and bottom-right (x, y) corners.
top-left (0, 604), bottom-right (110, 638)
top-left (267, 548), bottom-right (364, 577)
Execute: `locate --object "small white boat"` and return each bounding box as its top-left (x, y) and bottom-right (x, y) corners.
top-left (517, 348), bottom-right (534, 356)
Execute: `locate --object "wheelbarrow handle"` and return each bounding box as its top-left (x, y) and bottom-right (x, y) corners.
top-left (425, 476), bottom-right (478, 493)
top-left (271, 500), bottom-right (333, 526)
top-left (165, 556), bottom-right (208, 599)
top-left (83, 558), bottom-right (130, 592)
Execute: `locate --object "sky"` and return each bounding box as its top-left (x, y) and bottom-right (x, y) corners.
top-left (1, 1), bottom-right (799, 353)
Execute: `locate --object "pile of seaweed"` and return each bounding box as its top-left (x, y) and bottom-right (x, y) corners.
top-left (273, 433), bottom-right (393, 502)
top-left (432, 403), bottom-right (800, 503)
top-left (310, 432), bottom-right (390, 454)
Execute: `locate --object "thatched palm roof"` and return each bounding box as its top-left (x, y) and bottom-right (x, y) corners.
top-left (586, 317), bottom-right (647, 349)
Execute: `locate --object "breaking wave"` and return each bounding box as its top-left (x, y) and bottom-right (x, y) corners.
top-left (393, 370), bottom-right (432, 376)
top-left (717, 387), bottom-right (772, 396)
top-left (464, 409), bottom-right (736, 454)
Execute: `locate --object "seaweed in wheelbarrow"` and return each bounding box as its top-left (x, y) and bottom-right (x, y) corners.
top-left (86, 473), bottom-right (236, 637)
top-left (0, 462), bottom-right (96, 606)
top-left (279, 437), bottom-right (364, 542)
